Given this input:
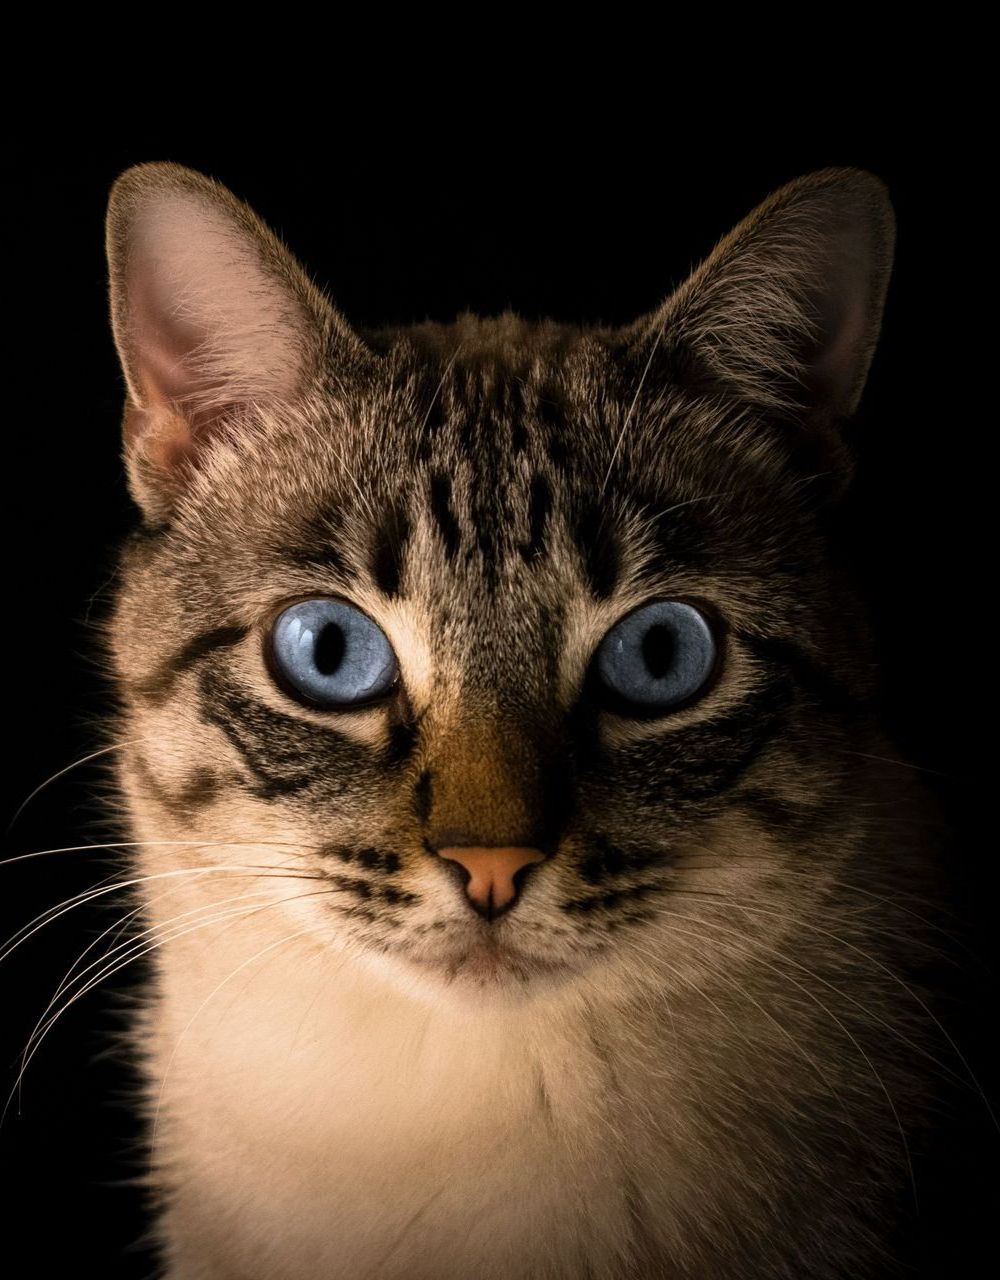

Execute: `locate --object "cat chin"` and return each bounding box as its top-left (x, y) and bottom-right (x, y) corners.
top-left (391, 934), bottom-right (582, 999)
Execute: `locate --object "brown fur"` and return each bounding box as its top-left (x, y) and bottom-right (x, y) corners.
top-left (101, 162), bottom-right (944, 1278)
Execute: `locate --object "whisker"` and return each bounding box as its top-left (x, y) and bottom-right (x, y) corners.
top-left (619, 934), bottom-right (870, 1149)
top-left (0, 864), bottom-right (314, 972)
top-left (5, 738), bottom-right (139, 834)
top-left (41, 876), bottom-right (321, 1028)
top-left (412, 343), bottom-right (464, 463)
top-left (656, 911), bottom-right (918, 1208)
top-left (600, 323), bottom-right (665, 496)
top-left (837, 748), bottom-right (962, 782)
top-left (17, 893), bottom-right (290, 1078)
top-left (0, 837), bottom-right (320, 872)
top-left (679, 855), bottom-right (977, 953)
top-left (673, 893), bottom-right (998, 1131)
top-left (7, 888), bottom-right (334, 1120)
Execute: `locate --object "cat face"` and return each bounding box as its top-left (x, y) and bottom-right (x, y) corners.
top-left (107, 164), bottom-right (895, 998)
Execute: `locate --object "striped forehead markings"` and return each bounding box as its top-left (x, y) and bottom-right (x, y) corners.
top-left (519, 474), bottom-right (552, 563)
top-left (574, 500), bottom-right (620, 599)
top-left (369, 501), bottom-right (412, 598)
top-left (429, 471), bottom-right (462, 561)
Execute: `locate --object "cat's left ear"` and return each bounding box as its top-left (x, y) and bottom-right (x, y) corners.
top-left (622, 167), bottom-right (896, 424)
top-left (106, 162), bottom-right (367, 522)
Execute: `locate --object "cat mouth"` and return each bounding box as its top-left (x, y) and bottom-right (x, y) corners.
top-left (408, 932), bottom-right (575, 986)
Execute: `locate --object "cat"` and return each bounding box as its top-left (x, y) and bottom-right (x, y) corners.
top-left (100, 160), bottom-right (940, 1278)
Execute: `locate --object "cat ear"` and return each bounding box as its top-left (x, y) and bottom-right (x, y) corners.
top-left (623, 167), bottom-right (896, 423)
top-left (106, 162), bottom-right (365, 521)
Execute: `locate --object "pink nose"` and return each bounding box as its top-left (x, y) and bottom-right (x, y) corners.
top-left (438, 846), bottom-right (545, 918)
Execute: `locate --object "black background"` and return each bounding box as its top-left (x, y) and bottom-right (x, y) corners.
top-left (3, 135), bottom-right (994, 1276)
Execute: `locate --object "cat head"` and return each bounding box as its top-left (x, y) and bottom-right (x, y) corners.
top-left (105, 163), bottom-right (895, 1001)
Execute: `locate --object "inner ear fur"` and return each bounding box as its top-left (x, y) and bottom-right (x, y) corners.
top-left (622, 167), bottom-right (896, 426)
top-left (105, 161), bottom-right (365, 521)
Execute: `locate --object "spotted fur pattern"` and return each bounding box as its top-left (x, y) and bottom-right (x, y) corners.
top-left (103, 162), bottom-right (938, 1278)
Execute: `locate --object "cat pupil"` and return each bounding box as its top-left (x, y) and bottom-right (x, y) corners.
top-left (313, 623), bottom-right (345, 676)
top-left (641, 624), bottom-right (675, 680)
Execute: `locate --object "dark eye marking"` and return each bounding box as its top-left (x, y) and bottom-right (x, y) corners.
top-left (739, 633), bottom-right (865, 716)
top-left (197, 668), bottom-right (383, 801)
top-left (602, 678), bottom-right (795, 813)
top-left (281, 541), bottom-right (352, 578)
top-left (175, 767), bottom-right (222, 812)
top-left (520, 474), bottom-right (552, 562)
top-left (385, 718), bottom-right (418, 765)
top-left (575, 501), bottom-right (620, 599)
top-left (429, 471), bottom-right (462, 560)
top-left (132, 625), bottom-right (248, 707)
top-left (732, 785), bottom-right (834, 838)
top-left (632, 489), bottom-right (714, 570)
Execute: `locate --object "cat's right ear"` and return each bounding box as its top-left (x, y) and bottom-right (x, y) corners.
top-left (105, 163), bottom-right (366, 523)
top-left (620, 167), bottom-right (896, 429)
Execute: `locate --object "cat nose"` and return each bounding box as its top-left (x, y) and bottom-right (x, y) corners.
top-left (437, 846), bottom-right (545, 920)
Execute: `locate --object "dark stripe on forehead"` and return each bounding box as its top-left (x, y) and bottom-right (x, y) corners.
top-left (473, 488), bottom-right (506, 587)
top-left (279, 509), bottom-right (354, 579)
top-left (414, 359), bottom-right (451, 464)
top-left (455, 370), bottom-right (527, 457)
top-left (633, 490), bottom-right (714, 569)
top-left (131, 625), bottom-right (249, 706)
top-left (535, 387), bottom-right (570, 470)
top-left (369, 501), bottom-right (411, 598)
top-left (281, 541), bottom-right (353, 578)
top-left (520, 474), bottom-right (551, 563)
top-left (593, 675), bottom-right (793, 810)
top-left (575, 501), bottom-right (620, 599)
top-left (430, 471), bottom-right (462, 560)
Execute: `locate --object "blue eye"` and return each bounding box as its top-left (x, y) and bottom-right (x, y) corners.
top-left (269, 599), bottom-right (399, 709)
top-left (594, 601), bottom-right (717, 715)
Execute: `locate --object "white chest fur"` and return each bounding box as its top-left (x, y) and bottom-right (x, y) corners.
top-left (149, 928), bottom-right (681, 1280)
